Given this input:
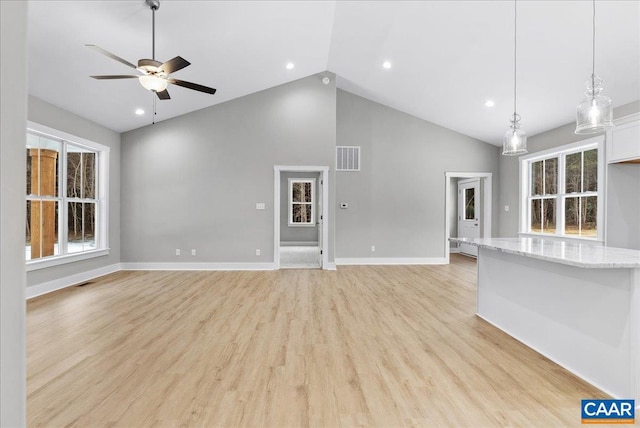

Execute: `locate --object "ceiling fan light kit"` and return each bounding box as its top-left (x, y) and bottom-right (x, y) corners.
top-left (87, 0), bottom-right (216, 101)
top-left (502, 0), bottom-right (527, 156)
top-left (575, 0), bottom-right (614, 134)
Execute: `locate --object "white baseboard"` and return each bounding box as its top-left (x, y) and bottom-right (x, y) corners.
top-left (449, 248), bottom-right (461, 254)
top-left (26, 263), bottom-right (122, 299)
top-left (335, 257), bottom-right (447, 266)
top-left (323, 262), bottom-right (337, 270)
top-left (120, 262), bottom-right (276, 271)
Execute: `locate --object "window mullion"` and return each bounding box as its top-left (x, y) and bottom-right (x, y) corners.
top-left (558, 154), bottom-right (566, 236)
top-left (59, 141), bottom-right (68, 256)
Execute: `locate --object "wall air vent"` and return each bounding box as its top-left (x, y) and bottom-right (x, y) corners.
top-left (336, 146), bottom-right (360, 171)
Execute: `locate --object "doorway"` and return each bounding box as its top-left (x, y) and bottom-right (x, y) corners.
top-left (444, 172), bottom-right (492, 264)
top-left (274, 166), bottom-right (329, 270)
top-left (457, 178), bottom-right (481, 257)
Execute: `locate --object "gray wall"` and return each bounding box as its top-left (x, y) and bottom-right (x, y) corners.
top-left (335, 90), bottom-right (500, 259)
top-left (121, 73), bottom-right (336, 264)
top-left (26, 96), bottom-right (122, 287)
top-left (498, 100), bottom-right (640, 238)
top-left (280, 171), bottom-right (319, 244)
top-left (1, 1), bottom-right (27, 425)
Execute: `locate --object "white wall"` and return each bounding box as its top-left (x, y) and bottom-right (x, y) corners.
top-left (121, 73), bottom-right (336, 264)
top-left (26, 96), bottom-right (122, 288)
top-left (335, 90), bottom-right (500, 260)
top-left (0, 1), bottom-right (27, 425)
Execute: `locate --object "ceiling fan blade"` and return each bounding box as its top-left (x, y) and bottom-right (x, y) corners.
top-left (90, 75), bottom-right (139, 79)
top-left (86, 44), bottom-right (136, 69)
top-left (160, 56), bottom-right (191, 74)
top-left (168, 79), bottom-right (217, 95)
top-left (156, 89), bottom-right (171, 100)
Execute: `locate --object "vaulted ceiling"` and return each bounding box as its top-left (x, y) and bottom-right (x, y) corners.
top-left (28, 1), bottom-right (640, 145)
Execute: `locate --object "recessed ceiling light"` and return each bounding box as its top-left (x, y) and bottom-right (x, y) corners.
top-left (286, 62), bottom-right (295, 70)
top-left (382, 61), bottom-right (392, 69)
top-left (135, 108), bottom-right (145, 115)
top-left (484, 100), bottom-right (495, 107)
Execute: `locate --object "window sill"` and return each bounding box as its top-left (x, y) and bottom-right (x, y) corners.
top-left (26, 248), bottom-right (110, 272)
top-left (288, 223), bottom-right (317, 228)
top-left (518, 232), bottom-right (603, 244)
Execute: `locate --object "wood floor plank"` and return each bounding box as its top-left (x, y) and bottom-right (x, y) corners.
top-left (28, 255), bottom-right (608, 427)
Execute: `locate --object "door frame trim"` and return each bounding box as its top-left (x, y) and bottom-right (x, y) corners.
top-left (445, 172), bottom-right (492, 264)
top-left (274, 165), bottom-right (329, 270)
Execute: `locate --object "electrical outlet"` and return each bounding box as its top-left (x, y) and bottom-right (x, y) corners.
top-left (175, 249), bottom-right (181, 256)
top-left (191, 249), bottom-right (196, 256)
top-left (371, 245), bottom-right (376, 252)
top-left (256, 249), bottom-right (261, 256)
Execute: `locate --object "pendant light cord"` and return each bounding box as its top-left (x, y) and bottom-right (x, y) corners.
top-left (591, 0), bottom-right (596, 94)
top-left (513, 0), bottom-right (518, 123)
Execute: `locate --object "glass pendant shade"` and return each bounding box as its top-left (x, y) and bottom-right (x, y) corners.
top-left (138, 74), bottom-right (168, 92)
top-left (575, 74), bottom-right (614, 134)
top-left (503, 114), bottom-right (528, 155)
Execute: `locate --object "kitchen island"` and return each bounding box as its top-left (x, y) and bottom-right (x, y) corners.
top-left (450, 237), bottom-right (640, 407)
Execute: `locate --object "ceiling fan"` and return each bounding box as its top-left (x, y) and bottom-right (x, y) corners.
top-left (87, 0), bottom-right (216, 100)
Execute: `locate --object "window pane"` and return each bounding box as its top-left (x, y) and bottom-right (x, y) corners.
top-left (292, 203), bottom-right (312, 224)
top-left (566, 152), bottom-right (582, 193)
top-left (464, 188), bottom-right (475, 220)
top-left (544, 158), bottom-right (558, 195)
top-left (530, 199), bottom-right (542, 233)
top-left (27, 145), bottom-right (60, 197)
top-left (68, 202), bottom-right (96, 253)
top-left (565, 197), bottom-right (580, 235)
top-left (583, 149), bottom-right (598, 192)
top-left (26, 200), bottom-right (59, 260)
top-left (303, 182), bottom-right (312, 203)
top-left (67, 152), bottom-right (82, 198)
top-left (582, 196), bottom-right (597, 237)
top-left (83, 152), bottom-right (96, 199)
top-left (531, 161), bottom-right (543, 196)
top-left (292, 182), bottom-right (303, 203)
top-left (542, 199), bottom-right (556, 234)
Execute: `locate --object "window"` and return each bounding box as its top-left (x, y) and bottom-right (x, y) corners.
top-left (520, 137), bottom-right (603, 240)
top-left (26, 123), bottom-right (109, 268)
top-left (288, 178), bottom-right (315, 226)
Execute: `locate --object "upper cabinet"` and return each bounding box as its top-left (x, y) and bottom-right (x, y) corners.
top-left (607, 116), bottom-right (640, 164)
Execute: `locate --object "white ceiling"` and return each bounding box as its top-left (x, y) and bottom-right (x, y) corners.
top-left (28, 0), bottom-right (640, 145)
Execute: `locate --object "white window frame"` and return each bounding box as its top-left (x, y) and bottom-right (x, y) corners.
top-left (288, 178), bottom-right (315, 227)
top-left (26, 121), bottom-right (110, 271)
top-left (519, 136), bottom-right (604, 242)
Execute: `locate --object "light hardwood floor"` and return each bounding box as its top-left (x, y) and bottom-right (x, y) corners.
top-left (27, 255), bottom-right (607, 427)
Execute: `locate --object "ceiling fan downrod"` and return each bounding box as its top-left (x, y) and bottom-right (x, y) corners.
top-left (146, 0), bottom-right (160, 60)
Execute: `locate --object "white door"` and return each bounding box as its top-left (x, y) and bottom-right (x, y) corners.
top-left (317, 174), bottom-right (323, 267)
top-left (458, 179), bottom-right (480, 256)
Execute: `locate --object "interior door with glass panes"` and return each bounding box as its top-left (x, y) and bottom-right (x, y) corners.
top-left (458, 179), bottom-right (480, 257)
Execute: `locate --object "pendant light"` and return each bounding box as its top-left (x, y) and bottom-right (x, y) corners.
top-left (575, 0), bottom-right (614, 134)
top-left (503, 0), bottom-right (527, 156)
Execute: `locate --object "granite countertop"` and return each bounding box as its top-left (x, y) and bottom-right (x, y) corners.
top-left (450, 237), bottom-right (640, 269)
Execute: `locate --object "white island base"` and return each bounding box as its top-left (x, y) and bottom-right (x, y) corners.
top-left (452, 238), bottom-right (640, 408)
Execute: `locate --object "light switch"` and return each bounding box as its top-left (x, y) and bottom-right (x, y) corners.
top-left (256, 203), bottom-right (265, 210)
top-left (504, 205), bottom-right (510, 212)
